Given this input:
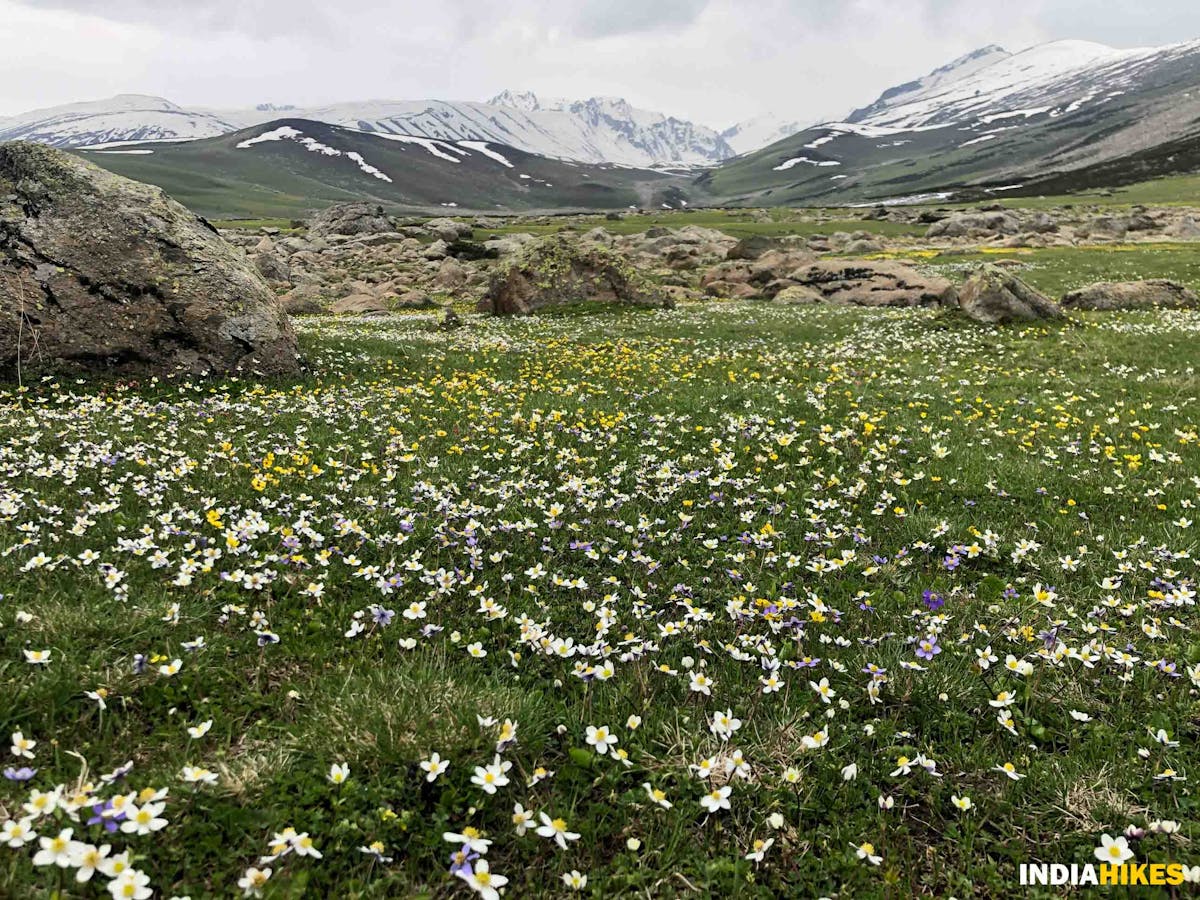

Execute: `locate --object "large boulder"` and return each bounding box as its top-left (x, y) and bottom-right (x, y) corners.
top-left (726, 235), bottom-right (779, 260)
top-left (423, 217), bottom-right (474, 242)
top-left (787, 260), bottom-right (958, 307)
top-left (0, 143), bottom-right (299, 377)
top-left (926, 211), bottom-right (1020, 239)
top-left (331, 293), bottom-right (389, 316)
top-left (307, 202), bottom-right (393, 238)
top-left (957, 265), bottom-right (1063, 324)
top-left (1061, 280), bottom-right (1199, 311)
top-left (479, 235), bottom-right (672, 315)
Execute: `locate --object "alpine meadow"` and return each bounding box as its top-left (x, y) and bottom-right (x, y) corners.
top-left (2, 3), bottom-right (1200, 899)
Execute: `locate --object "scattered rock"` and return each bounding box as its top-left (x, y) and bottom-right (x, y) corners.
top-left (726, 235), bottom-right (779, 260)
top-left (1061, 280), bottom-right (1199, 311)
top-left (788, 260), bottom-right (958, 307)
top-left (447, 240), bottom-right (499, 261)
top-left (926, 212), bottom-right (1020, 238)
top-left (0, 142), bottom-right (299, 377)
top-left (330, 293), bottom-right (389, 315)
top-left (1167, 216), bottom-right (1200, 240)
top-left (423, 217), bottom-right (473, 242)
top-left (308, 202), bottom-right (393, 238)
top-left (771, 285), bottom-right (825, 304)
top-left (254, 251), bottom-right (291, 284)
top-left (957, 265), bottom-right (1063, 324)
top-left (280, 284), bottom-right (325, 315)
top-left (480, 235), bottom-right (671, 315)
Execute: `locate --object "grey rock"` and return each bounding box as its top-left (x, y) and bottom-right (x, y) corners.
top-left (423, 217), bottom-right (473, 242)
top-left (726, 235), bottom-right (779, 260)
top-left (0, 142), bottom-right (299, 377)
top-left (926, 211), bottom-right (1020, 238)
top-left (1061, 280), bottom-right (1199, 311)
top-left (958, 265), bottom-right (1063, 324)
top-left (308, 202), bottom-right (393, 237)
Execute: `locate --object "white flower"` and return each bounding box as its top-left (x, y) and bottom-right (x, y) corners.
top-left (421, 752), bottom-right (449, 782)
top-left (854, 842), bottom-right (882, 865)
top-left (120, 802), bottom-right (167, 835)
top-left (688, 671), bottom-right (714, 695)
top-left (457, 859), bottom-right (508, 900)
top-left (0, 817), bottom-right (37, 848)
top-left (471, 756), bottom-right (512, 794)
top-left (535, 812), bottom-right (580, 849)
top-left (841, 763), bottom-right (858, 781)
top-left (70, 842), bottom-right (111, 883)
top-left (237, 867), bottom-right (272, 898)
top-left (643, 782), bottom-right (672, 809)
top-left (810, 677), bottom-right (836, 703)
top-left (10, 731), bottom-right (35, 759)
top-left (1094, 833), bottom-right (1134, 864)
top-left (994, 762), bottom-right (1025, 781)
top-left (180, 766), bottom-right (219, 785)
top-left (328, 762), bottom-right (350, 785)
top-left (745, 837), bottom-right (774, 861)
top-left (511, 803), bottom-right (534, 836)
top-left (700, 785), bottom-right (732, 813)
top-left (562, 870), bottom-right (588, 889)
top-left (443, 827), bottom-right (491, 855)
top-left (32, 828), bottom-right (75, 867)
top-left (107, 869), bottom-right (152, 900)
top-left (585, 724), bottom-right (618, 755)
top-left (187, 720), bottom-right (213, 739)
top-left (951, 795), bottom-right (973, 811)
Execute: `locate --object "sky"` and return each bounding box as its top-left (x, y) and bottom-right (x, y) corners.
top-left (2, 0), bottom-right (1199, 127)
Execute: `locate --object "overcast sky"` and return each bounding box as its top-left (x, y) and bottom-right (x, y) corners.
top-left (2, 0), bottom-right (1199, 127)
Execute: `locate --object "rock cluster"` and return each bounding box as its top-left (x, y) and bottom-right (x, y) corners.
top-left (480, 235), bottom-right (672, 315)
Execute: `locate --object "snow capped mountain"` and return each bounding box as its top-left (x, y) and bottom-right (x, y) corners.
top-left (721, 114), bottom-right (810, 155)
top-left (706, 37), bottom-right (1200, 204)
top-left (843, 39), bottom-right (1156, 132)
top-left (0, 94), bottom-right (237, 147)
top-left (1, 90), bottom-right (736, 167)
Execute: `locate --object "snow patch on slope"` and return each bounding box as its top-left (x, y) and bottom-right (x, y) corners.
top-left (235, 126), bottom-right (392, 182)
top-left (458, 140), bottom-right (514, 167)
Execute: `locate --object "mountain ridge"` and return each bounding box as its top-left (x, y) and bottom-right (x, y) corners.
top-left (1, 91), bottom-right (736, 167)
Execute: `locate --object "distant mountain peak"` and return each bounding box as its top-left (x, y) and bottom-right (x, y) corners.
top-left (489, 90), bottom-right (545, 112)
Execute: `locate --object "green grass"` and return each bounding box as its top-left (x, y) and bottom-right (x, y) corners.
top-left (855, 243), bottom-right (1200, 297)
top-left (1, 301), bottom-right (1199, 898)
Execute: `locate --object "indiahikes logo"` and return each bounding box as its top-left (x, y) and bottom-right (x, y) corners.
top-left (1020, 863), bottom-right (1188, 887)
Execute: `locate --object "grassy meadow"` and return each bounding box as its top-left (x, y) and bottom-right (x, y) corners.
top-left (1, 300), bottom-right (1199, 898)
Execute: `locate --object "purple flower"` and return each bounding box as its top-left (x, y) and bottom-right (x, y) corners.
top-left (370, 605), bottom-right (395, 627)
top-left (3, 767), bottom-right (36, 782)
top-left (922, 590), bottom-right (945, 611)
top-left (448, 848), bottom-right (478, 877)
top-left (87, 800), bottom-right (123, 833)
top-left (915, 635), bottom-right (941, 661)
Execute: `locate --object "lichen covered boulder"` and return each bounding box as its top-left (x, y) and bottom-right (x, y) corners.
top-left (957, 265), bottom-right (1063, 324)
top-left (1061, 280), bottom-right (1199, 311)
top-left (307, 202), bottom-right (393, 238)
top-left (0, 142), bottom-right (300, 378)
top-left (479, 235), bottom-right (672, 315)
top-left (787, 260), bottom-right (958, 307)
